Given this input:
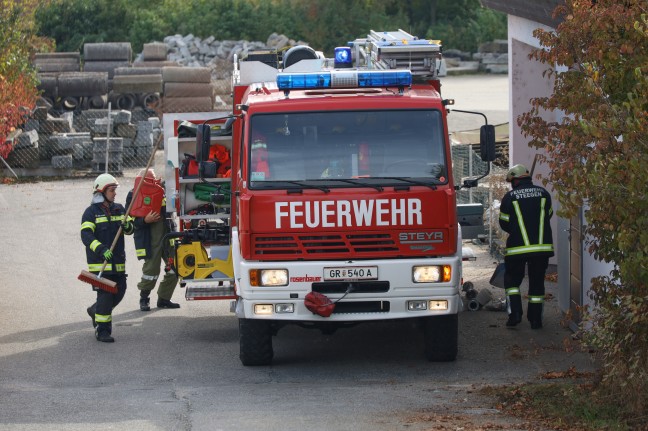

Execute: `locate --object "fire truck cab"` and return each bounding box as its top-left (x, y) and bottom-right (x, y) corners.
top-left (164, 30), bottom-right (496, 365)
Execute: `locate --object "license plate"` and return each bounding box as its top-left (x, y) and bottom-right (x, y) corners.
top-left (323, 266), bottom-right (378, 281)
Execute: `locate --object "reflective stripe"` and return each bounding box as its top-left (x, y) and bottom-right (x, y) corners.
top-left (81, 221), bottom-right (95, 232)
top-left (506, 244), bottom-right (554, 255)
top-left (90, 240), bottom-right (102, 252)
top-left (512, 201), bottom-right (530, 245)
top-left (95, 216), bottom-right (108, 224)
top-left (499, 212), bottom-right (509, 222)
top-left (112, 215), bottom-right (125, 222)
top-left (95, 313), bottom-right (112, 323)
top-left (539, 197), bottom-right (546, 246)
top-left (529, 295), bottom-right (545, 303)
top-left (88, 263), bottom-right (126, 272)
top-left (506, 287), bottom-right (520, 296)
top-left (136, 249), bottom-right (147, 257)
top-left (141, 274), bottom-right (158, 281)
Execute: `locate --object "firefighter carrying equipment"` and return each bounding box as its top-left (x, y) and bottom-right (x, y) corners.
top-left (176, 241), bottom-right (234, 280)
top-left (81, 200), bottom-right (133, 274)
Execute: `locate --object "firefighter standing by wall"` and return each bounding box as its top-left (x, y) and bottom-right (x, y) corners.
top-left (499, 164), bottom-right (554, 329)
top-left (81, 174), bottom-right (134, 342)
top-left (126, 169), bottom-right (180, 311)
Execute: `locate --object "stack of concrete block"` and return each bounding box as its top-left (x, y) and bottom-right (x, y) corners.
top-left (474, 40), bottom-right (508, 74)
top-left (6, 130), bottom-right (39, 169)
top-left (161, 66), bottom-right (213, 113)
top-left (38, 113), bottom-right (73, 163)
top-left (92, 137), bottom-right (124, 174)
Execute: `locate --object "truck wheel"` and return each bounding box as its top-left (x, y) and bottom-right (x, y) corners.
top-left (239, 318), bottom-right (273, 366)
top-left (422, 314), bottom-right (458, 362)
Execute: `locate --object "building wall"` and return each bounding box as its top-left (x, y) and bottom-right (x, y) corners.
top-left (504, 14), bottom-right (613, 314)
top-left (506, 15), bottom-right (559, 265)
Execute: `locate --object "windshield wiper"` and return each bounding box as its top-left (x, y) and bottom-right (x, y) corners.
top-left (375, 177), bottom-right (438, 190)
top-left (325, 178), bottom-right (384, 191)
top-left (253, 181), bottom-right (330, 193)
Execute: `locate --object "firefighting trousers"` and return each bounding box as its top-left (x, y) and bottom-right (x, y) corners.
top-left (503, 255), bottom-right (549, 323)
top-left (137, 220), bottom-right (178, 300)
top-left (92, 274), bottom-right (127, 334)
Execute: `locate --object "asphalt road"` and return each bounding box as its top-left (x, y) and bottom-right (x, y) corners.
top-left (0, 75), bottom-right (595, 431)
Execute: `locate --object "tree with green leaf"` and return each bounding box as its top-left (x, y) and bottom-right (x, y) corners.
top-left (519, 0), bottom-right (648, 421)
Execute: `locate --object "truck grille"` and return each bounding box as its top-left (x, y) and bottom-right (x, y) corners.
top-left (312, 281), bottom-right (390, 294)
top-left (333, 301), bottom-right (390, 313)
top-left (252, 233), bottom-right (398, 258)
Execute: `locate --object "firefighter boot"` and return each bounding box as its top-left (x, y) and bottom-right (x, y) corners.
top-left (157, 298), bottom-right (180, 309)
top-left (505, 293), bottom-right (523, 327)
top-left (86, 303), bottom-right (97, 328)
top-left (139, 290), bottom-right (151, 312)
top-left (528, 300), bottom-right (544, 330)
top-left (95, 323), bottom-right (114, 343)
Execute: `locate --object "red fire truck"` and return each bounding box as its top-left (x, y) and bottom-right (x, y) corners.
top-left (163, 29), bottom-right (495, 365)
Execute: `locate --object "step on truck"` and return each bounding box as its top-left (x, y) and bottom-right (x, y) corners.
top-left (163, 29), bottom-right (496, 365)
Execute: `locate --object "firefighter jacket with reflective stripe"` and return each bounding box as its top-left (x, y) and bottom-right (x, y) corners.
top-left (499, 177), bottom-right (554, 257)
top-left (81, 201), bottom-right (134, 274)
top-left (126, 190), bottom-right (174, 260)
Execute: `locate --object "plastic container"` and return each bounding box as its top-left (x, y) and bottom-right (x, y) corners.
top-left (130, 175), bottom-right (165, 217)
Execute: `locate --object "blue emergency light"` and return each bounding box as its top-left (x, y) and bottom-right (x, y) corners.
top-left (276, 70), bottom-right (412, 90)
top-left (334, 46), bottom-right (352, 68)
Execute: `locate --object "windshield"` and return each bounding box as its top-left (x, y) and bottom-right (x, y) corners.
top-left (248, 110), bottom-right (447, 189)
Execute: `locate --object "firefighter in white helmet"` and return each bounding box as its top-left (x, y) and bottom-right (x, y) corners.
top-left (81, 173), bottom-right (134, 342)
top-left (499, 164), bottom-right (554, 329)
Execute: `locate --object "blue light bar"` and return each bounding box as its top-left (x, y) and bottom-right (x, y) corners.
top-left (277, 73), bottom-right (332, 90)
top-left (357, 71), bottom-right (412, 87)
top-left (276, 70), bottom-right (412, 90)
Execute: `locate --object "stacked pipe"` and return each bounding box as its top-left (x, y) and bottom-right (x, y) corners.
top-left (132, 42), bottom-right (177, 68)
top-left (112, 67), bottom-right (163, 110)
top-left (82, 42), bottom-right (133, 110)
top-left (161, 66), bottom-right (213, 113)
top-left (34, 52), bottom-right (81, 108)
top-left (57, 72), bottom-right (109, 111)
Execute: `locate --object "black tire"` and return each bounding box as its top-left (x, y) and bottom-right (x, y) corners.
top-left (239, 318), bottom-right (273, 366)
top-left (423, 314), bottom-right (458, 362)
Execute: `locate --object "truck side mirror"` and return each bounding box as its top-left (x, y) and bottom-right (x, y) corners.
top-left (480, 125), bottom-right (496, 162)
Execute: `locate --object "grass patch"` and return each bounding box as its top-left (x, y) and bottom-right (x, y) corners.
top-left (482, 379), bottom-right (640, 430)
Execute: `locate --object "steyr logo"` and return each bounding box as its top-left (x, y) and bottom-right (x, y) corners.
top-left (399, 231), bottom-right (444, 252)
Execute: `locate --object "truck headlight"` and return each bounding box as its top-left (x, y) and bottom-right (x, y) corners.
top-left (412, 265), bottom-right (451, 283)
top-left (250, 269), bottom-right (289, 286)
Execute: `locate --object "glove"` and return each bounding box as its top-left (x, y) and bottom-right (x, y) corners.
top-left (103, 249), bottom-right (113, 261)
top-left (121, 220), bottom-right (133, 231)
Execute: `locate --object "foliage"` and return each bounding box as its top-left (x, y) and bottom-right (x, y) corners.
top-left (518, 0), bottom-right (648, 419)
top-left (34, 0), bottom-right (505, 55)
top-left (488, 380), bottom-right (636, 430)
top-left (427, 6), bottom-right (507, 53)
top-left (0, 0), bottom-right (41, 140)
